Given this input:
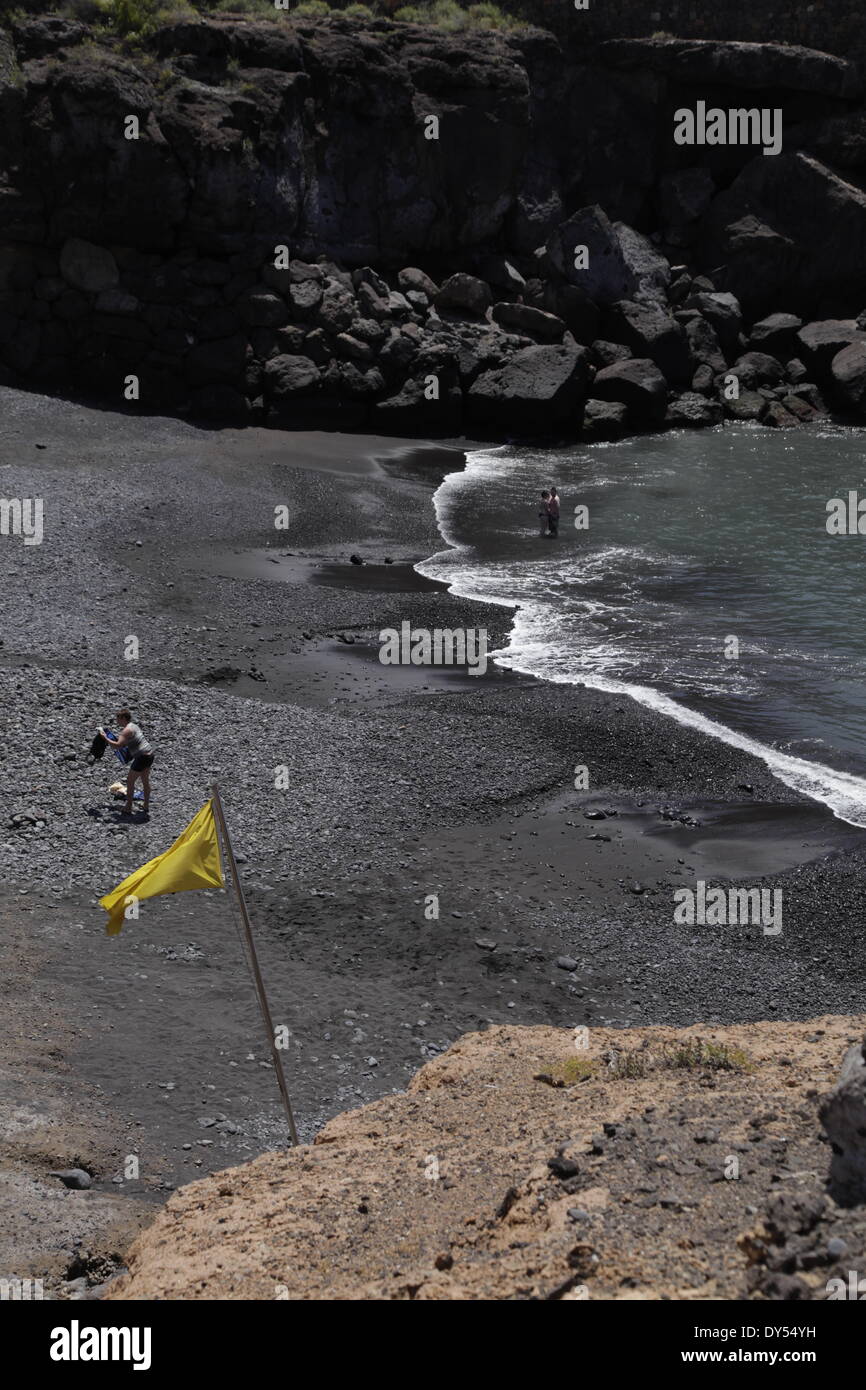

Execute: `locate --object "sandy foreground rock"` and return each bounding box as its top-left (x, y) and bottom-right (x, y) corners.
top-left (109, 1017), bottom-right (866, 1301)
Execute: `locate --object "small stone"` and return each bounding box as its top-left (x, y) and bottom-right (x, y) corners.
top-left (556, 956), bottom-right (578, 972)
top-left (548, 1155), bottom-right (580, 1179)
top-left (48, 1168), bottom-right (92, 1190)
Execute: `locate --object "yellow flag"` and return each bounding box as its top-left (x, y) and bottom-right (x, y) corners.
top-left (100, 800), bottom-right (224, 936)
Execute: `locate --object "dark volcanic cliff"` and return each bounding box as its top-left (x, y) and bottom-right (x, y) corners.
top-left (3, 12), bottom-right (866, 432)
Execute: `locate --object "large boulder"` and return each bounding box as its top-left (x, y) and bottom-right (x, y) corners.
top-left (435, 274), bottom-right (492, 318)
top-left (316, 284), bottom-right (356, 334)
top-left (731, 351), bottom-right (786, 388)
top-left (541, 282), bottom-right (600, 343)
top-left (764, 401), bottom-right (800, 428)
top-left (467, 344), bottom-right (591, 432)
top-left (797, 320), bottom-right (864, 375)
top-left (789, 111), bottom-right (866, 172)
top-left (593, 357), bottom-right (667, 423)
top-left (657, 167), bottom-right (715, 244)
top-left (682, 291), bottom-right (743, 353)
top-left (819, 1038), bottom-right (866, 1206)
top-left (263, 353), bottom-right (319, 399)
top-left (288, 280), bottom-right (323, 320)
top-left (490, 302), bottom-right (565, 342)
top-left (581, 398), bottom-right (628, 439)
top-left (831, 341), bottom-right (866, 413)
top-left (398, 267), bottom-right (439, 298)
top-left (702, 154), bottom-right (866, 315)
top-left (749, 312), bottom-right (803, 359)
top-left (723, 389), bottom-right (768, 421)
top-left (592, 339), bottom-right (631, 367)
top-left (546, 205), bottom-right (670, 305)
top-left (237, 289), bottom-right (288, 328)
top-left (378, 327), bottom-right (419, 379)
top-left (373, 376), bottom-right (462, 434)
top-left (665, 392), bottom-right (724, 428)
top-left (59, 238), bottom-right (119, 294)
top-left (599, 37), bottom-right (860, 99)
top-left (604, 299), bottom-right (691, 382)
top-left (684, 315), bottom-right (726, 374)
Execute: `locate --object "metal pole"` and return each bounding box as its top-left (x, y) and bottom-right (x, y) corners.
top-left (210, 784), bottom-right (300, 1147)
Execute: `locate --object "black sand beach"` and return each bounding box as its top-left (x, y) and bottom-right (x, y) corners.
top-left (3, 383), bottom-right (866, 1293)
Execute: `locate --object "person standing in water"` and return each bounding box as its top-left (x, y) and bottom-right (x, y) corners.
top-left (101, 709), bottom-right (155, 816)
top-left (547, 486), bottom-right (560, 538)
top-left (538, 490), bottom-right (551, 536)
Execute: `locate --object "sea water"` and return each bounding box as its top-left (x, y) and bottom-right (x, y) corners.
top-left (417, 423), bottom-right (866, 828)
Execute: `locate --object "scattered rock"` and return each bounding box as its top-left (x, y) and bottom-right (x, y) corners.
top-left (48, 1168), bottom-right (92, 1190)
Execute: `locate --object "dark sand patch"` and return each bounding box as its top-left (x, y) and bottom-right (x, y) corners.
top-left (197, 549), bottom-right (448, 593)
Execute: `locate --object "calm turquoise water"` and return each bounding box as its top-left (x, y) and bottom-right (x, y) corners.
top-left (418, 424), bottom-right (866, 827)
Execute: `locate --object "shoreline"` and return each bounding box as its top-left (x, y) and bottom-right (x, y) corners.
top-left (3, 384), bottom-right (866, 1295)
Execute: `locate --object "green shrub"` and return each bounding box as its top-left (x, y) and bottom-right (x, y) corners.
top-left (294, 0), bottom-right (332, 15)
top-left (61, 0), bottom-right (113, 21)
top-left (661, 1039), bottom-right (753, 1072)
top-left (107, 0), bottom-right (195, 37)
top-left (428, 0), bottom-right (467, 29)
top-left (209, 0), bottom-right (278, 13)
top-left (393, 4), bottom-right (425, 18)
top-left (343, 2), bottom-right (374, 15)
top-left (466, 2), bottom-right (510, 29)
top-left (534, 1037), bottom-right (754, 1089)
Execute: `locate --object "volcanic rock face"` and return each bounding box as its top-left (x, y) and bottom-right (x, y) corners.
top-left (2, 16), bottom-right (866, 430)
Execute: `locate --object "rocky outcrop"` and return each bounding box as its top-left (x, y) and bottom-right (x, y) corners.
top-left (2, 16), bottom-right (866, 433)
top-left (599, 36), bottom-right (861, 98)
top-left (105, 1017), bottom-right (866, 1301)
top-left (702, 156), bottom-right (866, 316)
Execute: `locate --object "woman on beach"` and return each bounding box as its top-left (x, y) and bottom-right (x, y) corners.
top-left (101, 709), bottom-right (155, 817)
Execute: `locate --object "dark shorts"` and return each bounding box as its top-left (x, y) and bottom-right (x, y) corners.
top-left (130, 752), bottom-right (155, 772)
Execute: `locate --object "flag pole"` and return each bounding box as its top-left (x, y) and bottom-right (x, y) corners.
top-left (210, 783), bottom-right (300, 1147)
